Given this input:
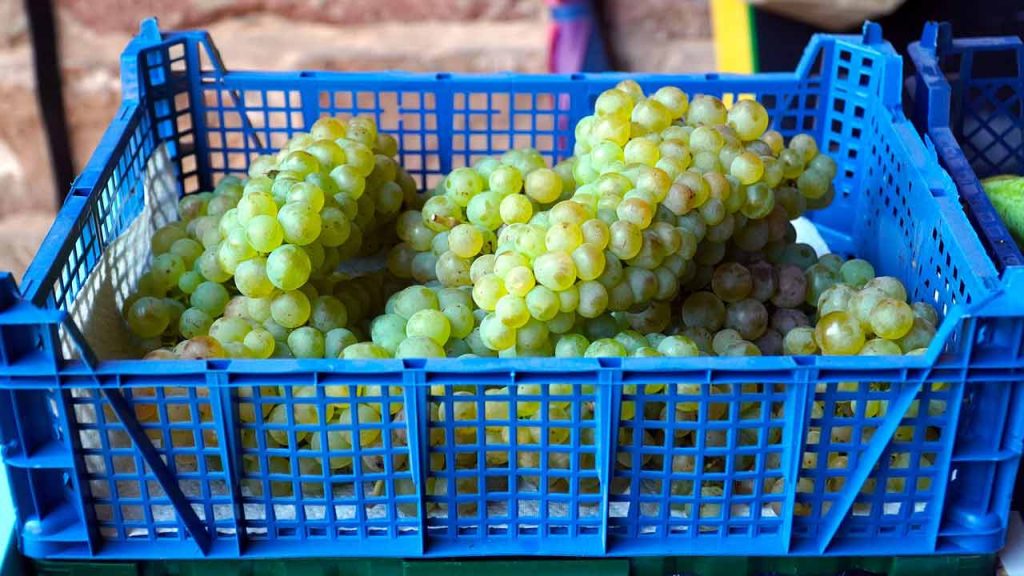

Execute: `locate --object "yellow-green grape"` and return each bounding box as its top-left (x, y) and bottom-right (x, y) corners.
top-left (422, 195), bottom-right (463, 233)
top-left (499, 194), bottom-right (532, 225)
top-left (554, 333), bottom-right (588, 357)
top-left (657, 335), bottom-right (700, 357)
top-left (817, 284), bottom-right (856, 317)
top-left (395, 336), bottom-right (446, 358)
top-left (276, 201), bottom-right (321, 246)
top-left (287, 326), bottom-right (325, 358)
top-left (577, 280), bottom-right (609, 319)
top-left (815, 311), bottom-right (865, 355)
top-left (897, 317), bottom-right (937, 352)
top-left (322, 328), bottom-right (357, 359)
top-left (392, 285), bottom-right (440, 319)
top-left (584, 338), bottom-right (627, 358)
top-left (740, 182), bottom-right (774, 220)
top-left (342, 342), bottom-right (391, 359)
top-left (125, 296), bottom-right (170, 338)
top-left (609, 220), bottom-right (643, 260)
top-left (581, 219), bottom-right (611, 250)
top-left (727, 99), bottom-right (769, 141)
top-left (448, 223), bottom-right (484, 259)
top-left (244, 214), bottom-right (283, 254)
top-left (652, 86), bottom-right (689, 119)
top-left (329, 164), bottom-right (366, 200)
top-left (516, 318), bottom-right (551, 353)
top-left (232, 256), bottom-right (273, 298)
top-left (709, 328), bottom-right (741, 355)
top-left (730, 152), bottom-right (764, 185)
top-left (546, 222), bottom-right (583, 253)
top-left (209, 317), bottom-right (251, 347)
top-left (271, 290), bottom-right (311, 329)
top-left (533, 252), bottom-right (577, 291)
top-left (504, 265), bottom-right (536, 298)
top-left (493, 251), bottom-right (529, 277)
top-left (435, 251), bottom-right (472, 287)
top-left (789, 133), bottom-right (819, 164)
top-left (179, 307), bottom-right (213, 339)
top-left (318, 206), bottom-right (351, 247)
top-left (444, 167), bottom-right (484, 207)
top-left (406, 309), bottom-right (451, 346)
top-left (480, 313), bottom-right (516, 351)
top-left (247, 296), bottom-right (273, 323)
top-left (467, 192), bottom-right (503, 231)
top-left (472, 274), bottom-right (507, 311)
top-left (526, 285), bottom-right (560, 321)
top-left (591, 115), bottom-right (630, 147)
top-left (868, 298), bottom-right (914, 340)
top-left (310, 429), bottom-right (353, 470)
top-left (839, 258), bottom-right (875, 288)
top-left (151, 224), bottom-right (187, 255)
top-left (859, 338), bottom-right (902, 356)
top-left (266, 244), bottom-right (311, 292)
top-left (796, 168), bottom-right (830, 200)
top-left (572, 243), bottom-right (606, 282)
top-left (595, 88), bottom-right (633, 118)
top-left (442, 303), bottom-right (475, 340)
top-left (690, 125), bottom-right (725, 154)
top-left (489, 165), bottom-right (524, 197)
top-left (849, 287), bottom-right (888, 333)
top-left (495, 295), bottom-right (530, 328)
top-left (911, 301), bottom-right (939, 326)
top-left (223, 295), bottom-right (248, 318)
top-left (242, 328), bottom-right (275, 359)
top-left (237, 191), bottom-right (278, 227)
top-left (524, 167), bottom-right (563, 204)
top-left (190, 281), bottom-right (229, 317)
top-left (687, 95), bottom-right (727, 126)
top-left (310, 295), bottom-right (348, 333)
top-left (371, 315), bottom-right (407, 356)
top-left (864, 276), bottom-right (908, 302)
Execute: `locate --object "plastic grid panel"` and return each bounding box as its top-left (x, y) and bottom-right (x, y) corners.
top-left (319, 88), bottom-right (444, 189)
top-left (791, 380), bottom-right (957, 546)
top-left (908, 26), bottom-right (1024, 269)
top-left (424, 377), bottom-right (602, 552)
top-left (50, 110), bottom-right (155, 315)
top-left (202, 88), bottom-right (304, 180)
top-left (70, 384), bottom-right (234, 543)
top-left (450, 88), bottom-right (575, 171)
top-left (3, 23), bottom-right (1018, 561)
top-left (607, 378), bottom-right (790, 544)
top-left (234, 377), bottom-right (420, 546)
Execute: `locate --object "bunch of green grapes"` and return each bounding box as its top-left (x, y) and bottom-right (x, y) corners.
top-left (125, 115), bottom-right (417, 359)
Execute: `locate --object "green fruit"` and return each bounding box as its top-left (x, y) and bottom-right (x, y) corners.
top-left (981, 174), bottom-right (1024, 248)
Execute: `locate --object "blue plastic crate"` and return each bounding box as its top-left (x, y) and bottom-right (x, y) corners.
top-left (908, 22), bottom-right (1024, 271)
top-left (0, 18), bottom-right (1022, 562)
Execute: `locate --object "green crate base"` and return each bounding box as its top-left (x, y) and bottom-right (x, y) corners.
top-left (18, 555), bottom-right (997, 576)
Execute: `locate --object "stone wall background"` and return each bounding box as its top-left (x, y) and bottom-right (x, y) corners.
top-left (0, 0), bottom-right (712, 278)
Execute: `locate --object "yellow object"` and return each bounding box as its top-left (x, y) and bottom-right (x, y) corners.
top-left (710, 0), bottom-right (757, 73)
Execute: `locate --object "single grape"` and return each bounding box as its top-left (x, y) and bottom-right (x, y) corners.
top-left (849, 287), bottom-right (888, 333)
top-left (681, 291), bottom-right (726, 331)
top-left (712, 329), bottom-right (744, 355)
top-left (178, 307), bottom-right (212, 339)
top-left (473, 274), bottom-right (507, 311)
top-left (395, 336), bottom-right (446, 359)
top-left (371, 313), bottom-right (408, 354)
top-left (725, 298), bottom-right (769, 340)
top-left (310, 295), bottom-right (348, 333)
top-left (584, 338), bottom-right (627, 358)
top-left (896, 317), bottom-right (937, 352)
top-left (443, 303), bottom-right (475, 340)
top-left (480, 313), bottom-right (516, 351)
top-left (526, 285), bottom-right (560, 321)
top-left (911, 301), bottom-right (939, 326)
top-left (804, 263), bottom-right (839, 308)
top-left (657, 335), bottom-right (700, 357)
top-left (271, 290), bottom-right (312, 329)
top-left (814, 311), bottom-right (865, 355)
top-left (839, 258), bottom-right (875, 288)
top-left (343, 342), bottom-right (391, 359)
top-left (232, 257), bottom-right (273, 298)
top-left (727, 99), bottom-right (769, 141)
top-left (190, 281), bottom-right (229, 317)
top-left (325, 328), bottom-right (358, 358)
top-left (864, 276), bottom-right (908, 302)
top-left (407, 309), bottom-right (452, 345)
top-left (555, 334), bottom-right (589, 357)
top-left (209, 316), bottom-right (252, 346)
top-left (712, 262), bottom-right (752, 303)
top-left (533, 252), bottom-right (577, 291)
top-left (266, 244), bottom-right (312, 292)
top-left (783, 326), bottom-right (818, 355)
top-left (817, 284), bottom-right (856, 317)
top-left (392, 286), bottom-right (439, 319)
top-left (287, 326), bottom-right (325, 358)
top-left (444, 167), bottom-right (484, 207)
top-left (869, 298), bottom-right (915, 340)
top-left (448, 224), bottom-right (484, 259)
top-left (859, 338), bottom-right (902, 356)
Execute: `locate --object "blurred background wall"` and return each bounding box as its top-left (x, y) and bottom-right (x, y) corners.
top-left (0, 0), bottom-right (714, 279)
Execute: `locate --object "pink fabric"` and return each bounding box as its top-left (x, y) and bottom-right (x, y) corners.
top-left (546, 0), bottom-right (593, 74)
